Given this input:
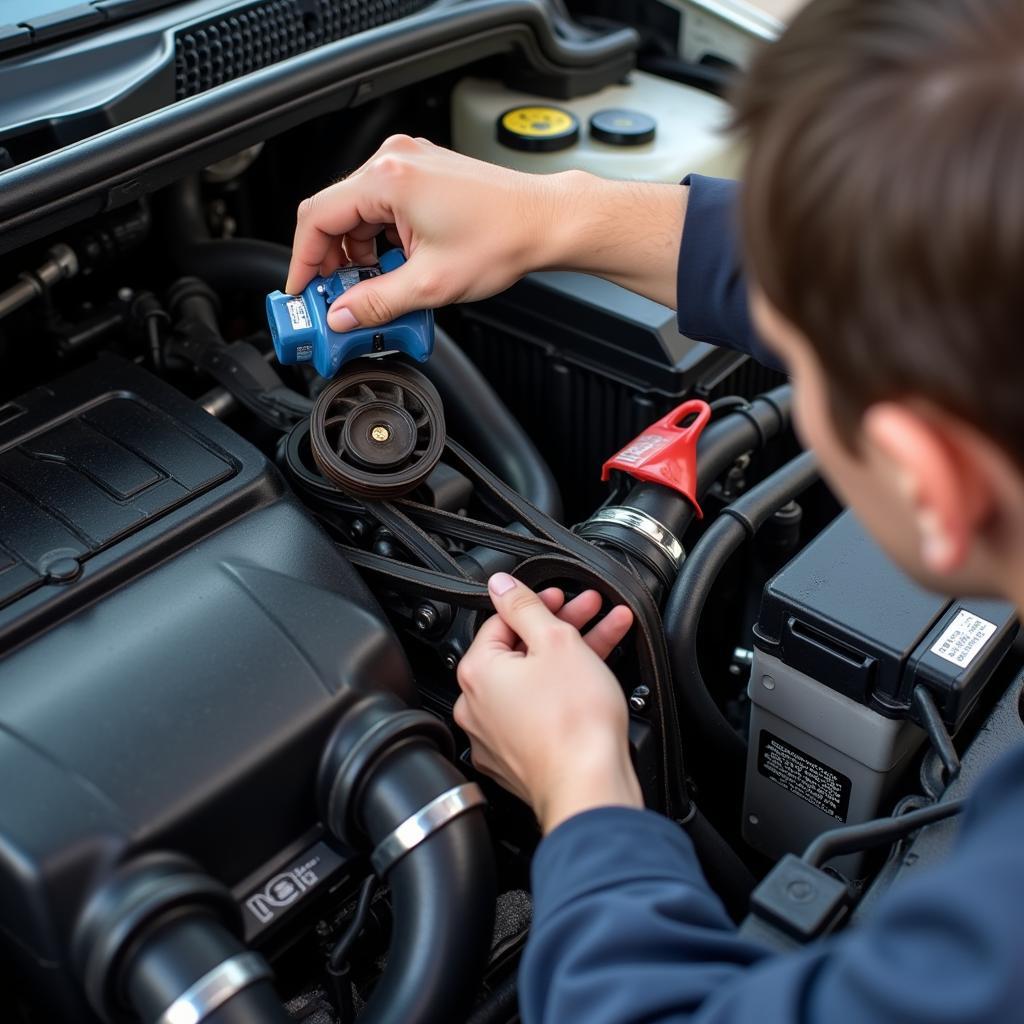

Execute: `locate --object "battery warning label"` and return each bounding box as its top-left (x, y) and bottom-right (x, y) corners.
top-left (758, 731), bottom-right (851, 822)
top-left (930, 609), bottom-right (997, 668)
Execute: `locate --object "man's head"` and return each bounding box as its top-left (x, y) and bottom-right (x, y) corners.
top-left (732, 0), bottom-right (1024, 600)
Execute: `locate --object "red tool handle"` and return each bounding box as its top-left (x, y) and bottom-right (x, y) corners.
top-left (601, 399), bottom-right (711, 517)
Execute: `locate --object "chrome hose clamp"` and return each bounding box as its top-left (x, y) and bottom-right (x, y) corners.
top-left (156, 952), bottom-right (271, 1024)
top-left (579, 506), bottom-right (684, 566)
top-left (371, 782), bottom-right (486, 877)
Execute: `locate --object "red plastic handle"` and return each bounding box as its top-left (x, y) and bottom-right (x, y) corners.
top-left (601, 399), bottom-right (712, 517)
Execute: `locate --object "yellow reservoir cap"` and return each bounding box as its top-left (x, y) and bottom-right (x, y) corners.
top-left (497, 105), bottom-right (580, 152)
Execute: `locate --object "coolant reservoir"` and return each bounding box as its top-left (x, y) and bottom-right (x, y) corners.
top-left (451, 71), bottom-right (739, 182)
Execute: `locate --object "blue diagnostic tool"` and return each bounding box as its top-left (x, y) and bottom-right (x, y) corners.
top-left (266, 249), bottom-right (434, 379)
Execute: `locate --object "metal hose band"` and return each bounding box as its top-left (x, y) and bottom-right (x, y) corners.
top-left (579, 506), bottom-right (685, 565)
top-left (156, 952), bottom-right (271, 1024)
top-left (371, 782), bottom-right (487, 876)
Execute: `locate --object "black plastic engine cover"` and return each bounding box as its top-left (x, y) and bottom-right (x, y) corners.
top-left (0, 356), bottom-right (413, 1018)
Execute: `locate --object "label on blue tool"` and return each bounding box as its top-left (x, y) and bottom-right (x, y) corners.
top-left (287, 297), bottom-right (311, 330)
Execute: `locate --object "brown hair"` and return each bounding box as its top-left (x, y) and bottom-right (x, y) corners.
top-left (731, 0), bottom-right (1024, 463)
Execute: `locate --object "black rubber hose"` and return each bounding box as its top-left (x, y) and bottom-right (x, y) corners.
top-left (123, 913), bottom-right (289, 1024)
top-left (696, 385), bottom-right (793, 497)
top-left (351, 740), bottom-right (496, 1024)
top-left (428, 327), bottom-right (563, 519)
top-left (663, 450), bottom-right (819, 771)
top-left (176, 238), bottom-right (563, 518)
top-left (182, 237), bottom-right (296, 295)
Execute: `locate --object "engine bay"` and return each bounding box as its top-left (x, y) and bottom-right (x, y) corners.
top-left (1, 3), bottom-right (1022, 1022)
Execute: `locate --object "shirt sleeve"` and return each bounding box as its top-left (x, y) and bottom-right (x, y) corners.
top-left (676, 174), bottom-right (783, 372)
top-left (519, 749), bottom-right (1024, 1024)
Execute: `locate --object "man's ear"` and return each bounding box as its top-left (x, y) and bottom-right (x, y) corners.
top-left (861, 402), bottom-right (996, 574)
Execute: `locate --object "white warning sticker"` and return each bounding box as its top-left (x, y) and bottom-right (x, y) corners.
top-left (286, 297), bottom-right (312, 330)
top-left (930, 609), bottom-right (997, 668)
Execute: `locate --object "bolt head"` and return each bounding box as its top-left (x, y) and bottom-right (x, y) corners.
top-left (413, 605), bottom-right (438, 633)
top-left (629, 686), bottom-right (649, 712)
top-left (370, 424), bottom-right (391, 443)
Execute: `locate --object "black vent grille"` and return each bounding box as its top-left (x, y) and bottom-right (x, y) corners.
top-left (175, 0), bottom-right (434, 98)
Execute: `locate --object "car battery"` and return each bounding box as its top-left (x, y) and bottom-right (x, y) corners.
top-left (743, 511), bottom-right (1018, 871)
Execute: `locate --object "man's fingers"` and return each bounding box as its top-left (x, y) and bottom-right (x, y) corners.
top-left (470, 585), bottom-right (564, 655)
top-left (515, 588), bottom-right (566, 652)
top-left (285, 177), bottom-right (391, 293)
top-left (286, 192), bottom-right (359, 293)
top-left (326, 257), bottom-right (449, 330)
top-left (470, 610), bottom-right (518, 655)
top-left (554, 590), bottom-right (602, 631)
top-left (583, 605), bottom-right (634, 661)
top-left (340, 220), bottom-right (384, 268)
top-left (487, 573), bottom-right (567, 649)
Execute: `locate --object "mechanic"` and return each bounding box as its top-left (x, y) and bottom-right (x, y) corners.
top-left (284, 0), bottom-right (1024, 1019)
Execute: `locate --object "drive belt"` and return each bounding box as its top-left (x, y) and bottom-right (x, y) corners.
top-left (286, 426), bottom-right (690, 819)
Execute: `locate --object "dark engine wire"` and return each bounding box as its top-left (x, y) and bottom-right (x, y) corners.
top-left (329, 875), bottom-right (378, 971)
top-left (803, 799), bottom-right (966, 869)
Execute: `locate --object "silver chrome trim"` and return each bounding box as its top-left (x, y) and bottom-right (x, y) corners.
top-left (579, 507), bottom-right (685, 566)
top-left (678, 0), bottom-right (783, 41)
top-left (156, 952), bottom-right (271, 1024)
top-left (371, 783), bottom-right (487, 876)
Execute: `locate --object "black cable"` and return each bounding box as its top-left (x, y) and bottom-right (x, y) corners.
top-left (912, 685), bottom-right (961, 782)
top-left (328, 875), bottom-right (378, 971)
top-left (803, 799), bottom-right (965, 869)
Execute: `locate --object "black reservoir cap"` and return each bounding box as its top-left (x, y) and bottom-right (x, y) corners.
top-left (754, 511), bottom-right (1016, 723)
top-left (589, 108), bottom-right (656, 146)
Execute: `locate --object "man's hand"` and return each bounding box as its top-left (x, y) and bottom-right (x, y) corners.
top-left (286, 135), bottom-right (687, 329)
top-left (454, 573), bottom-right (643, 835)
top-left (286, 136), bottom-right (571, 329)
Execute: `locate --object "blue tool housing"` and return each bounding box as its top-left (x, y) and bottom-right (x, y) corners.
top-left (266, 249), bottom-right (434, 379)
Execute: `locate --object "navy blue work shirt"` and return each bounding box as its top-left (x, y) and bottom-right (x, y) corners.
top-left (518, 174), bottom-right (1024, 1023)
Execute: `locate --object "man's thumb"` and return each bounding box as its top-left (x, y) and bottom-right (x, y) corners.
top-left (487, 573), bottom-right (559, 647)
top-left (327, 262), bottom-right (423, 331)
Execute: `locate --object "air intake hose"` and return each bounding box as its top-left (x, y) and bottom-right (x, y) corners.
top-left (319, 695), bottom-right (496, 1024)
top-left (123, 914), bottom-right (289, 1024)
top-left (74, 854), bottom-right (289, 1024)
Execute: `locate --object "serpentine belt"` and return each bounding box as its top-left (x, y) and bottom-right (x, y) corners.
top-left (285, 426), bottom-right (691, 820)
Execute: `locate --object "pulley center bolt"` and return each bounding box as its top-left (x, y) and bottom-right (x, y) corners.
top-left (370, 424), bottom-right (391, 443)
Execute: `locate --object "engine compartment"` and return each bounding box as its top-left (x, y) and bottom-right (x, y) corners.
top-left (1, 3), bottom-right (1022, 1022)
